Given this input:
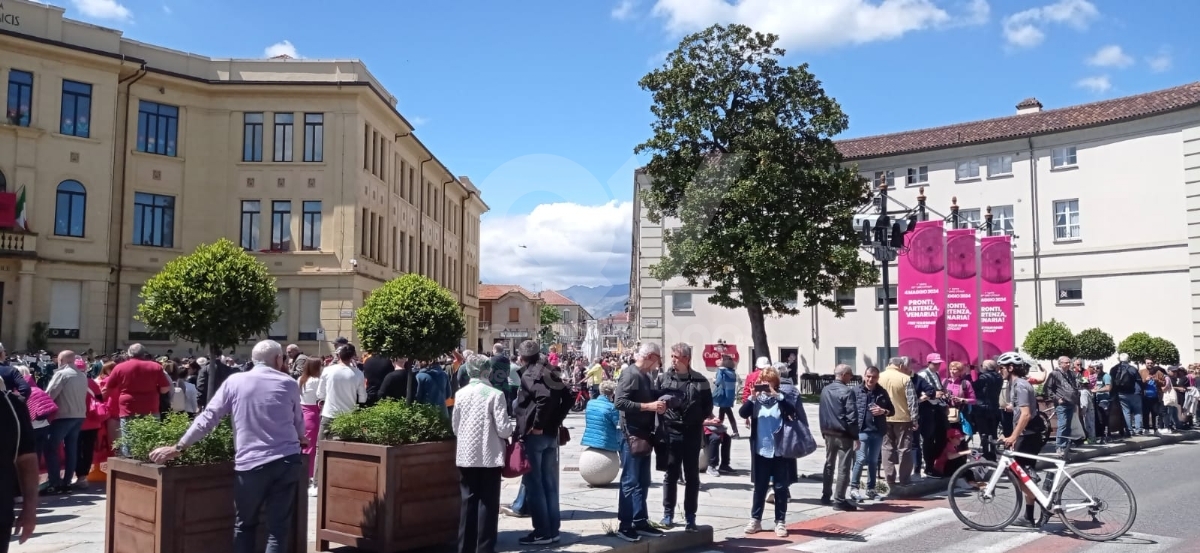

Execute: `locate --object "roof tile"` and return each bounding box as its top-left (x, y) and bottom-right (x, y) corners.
top-left (479, 284), bottom-right (539, 301)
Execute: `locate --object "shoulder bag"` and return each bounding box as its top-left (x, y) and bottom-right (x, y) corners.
top-left (771, 414), bottom-right (817, 459)
top-left (502, 438), bottom-right (531, 479)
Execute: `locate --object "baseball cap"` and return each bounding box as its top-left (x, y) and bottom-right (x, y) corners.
top-left (926, 353), bottom-right (944, 364)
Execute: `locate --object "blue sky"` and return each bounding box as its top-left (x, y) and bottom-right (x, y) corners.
top-left (53, 0), bottom-right (1198, 290)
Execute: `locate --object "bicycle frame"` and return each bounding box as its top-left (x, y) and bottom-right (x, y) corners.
top-left (980, 448), bottom-right (1102, 516)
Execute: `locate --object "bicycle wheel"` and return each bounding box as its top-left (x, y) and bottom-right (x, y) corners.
top-left (1054, 467), bottom-right (1137, 541)
top-left (947, 460), bottom-right (1023, 531)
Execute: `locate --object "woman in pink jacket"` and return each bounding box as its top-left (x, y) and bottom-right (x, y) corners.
top-left (943, 361), bottom-right (977, 435)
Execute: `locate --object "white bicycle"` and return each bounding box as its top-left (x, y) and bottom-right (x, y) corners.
top-left (946, 439), bottom-right (1137, 541)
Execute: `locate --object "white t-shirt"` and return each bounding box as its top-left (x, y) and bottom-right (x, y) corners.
top-left (300, 375), bottom-right (321, 405)
top-left (317, 362), bottom-right (366, 418)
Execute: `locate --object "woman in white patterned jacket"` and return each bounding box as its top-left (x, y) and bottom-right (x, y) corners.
top-left (452, 354), bottom-right (515, 553)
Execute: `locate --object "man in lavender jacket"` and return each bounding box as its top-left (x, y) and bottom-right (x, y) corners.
top-left (150, 340), bottom-right (308, 553)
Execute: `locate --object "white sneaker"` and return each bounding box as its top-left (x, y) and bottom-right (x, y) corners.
top-left (774, 521), bottom-right (789, 537)
top-left (765, 492), bottom-right (775, 504)
top-left (744, 519), bottom-right (762, 534)
top-left (308, 485), bottom-right (318, 497)
top-left (706, 466), bottom-right (720, 477)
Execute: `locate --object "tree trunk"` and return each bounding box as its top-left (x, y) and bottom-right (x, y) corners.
top-left (746, 301), bottom-right (771, 365)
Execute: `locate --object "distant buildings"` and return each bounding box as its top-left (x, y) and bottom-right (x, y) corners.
top-left (539, 290), bottom-right (594, 350)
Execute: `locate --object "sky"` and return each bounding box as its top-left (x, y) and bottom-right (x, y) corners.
top-left (44, 0), bottom-right (1199, 291)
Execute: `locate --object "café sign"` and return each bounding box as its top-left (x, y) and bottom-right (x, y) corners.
top-left (0, 3), bottom-right (21, 27)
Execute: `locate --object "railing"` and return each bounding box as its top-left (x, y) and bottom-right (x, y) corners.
top-left (798, 373), bottom-right (863, 395)
top-left (478, 321), bottom-right (490, 332)
top-left (0, 230), bottom-right (36, 255)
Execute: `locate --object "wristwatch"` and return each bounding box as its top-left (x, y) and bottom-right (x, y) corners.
top-left (173, 443), bottom-right (186, 454)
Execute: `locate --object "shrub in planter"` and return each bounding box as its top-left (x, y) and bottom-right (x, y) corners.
top-left (105, 413), bottom-right (306, 553)
top-left (316, 400), bottom-right (459, 553)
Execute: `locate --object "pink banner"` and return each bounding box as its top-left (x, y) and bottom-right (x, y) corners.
top-left (979, 235), bottom-right (1014, 361)
top-left (898, 220), bottom-right (946, 372)
top-left (944, 229), bottom-right (979, 375)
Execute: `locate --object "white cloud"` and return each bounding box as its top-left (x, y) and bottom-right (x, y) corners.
top-left (481, 201), bottom-right (633, 291)
top-left (264, 40), bottom-right (299, 59)
top-left (1076, 75), bottom-right (1111, 93)
top-left (71, 0), bottom-right (132, 21)
top-left (648, 0), bottom-right (988, 51)
top-left (612, 0), bottom-right (636, 20)
top-left (1147, 47), bottom-right (1172, 73)
top-left (1086, 45), bottom-right (1132, 68)
top-left (1002, 0), bottom-right (1098, 49)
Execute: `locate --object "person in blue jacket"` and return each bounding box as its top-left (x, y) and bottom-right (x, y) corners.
top-left (712, 355), bottom-right (740, 438)
top-left (581, 380), bottom-right (623, 454)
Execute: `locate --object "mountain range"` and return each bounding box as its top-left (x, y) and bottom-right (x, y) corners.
top-left (558, 284), bottom-right (630, 318)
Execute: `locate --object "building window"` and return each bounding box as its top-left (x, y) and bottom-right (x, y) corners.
top-left (876, 347), bottom-right (898, 366)
top-left (53, 180), bottom-right (87, 237)
top-left (133, 192), bottom-right (175, 248)
top-left (993, 205), bottom-right (1015, 236)
top-left (1053, 199), bottom-right (1080, 241)
top-left (271, 200), bottom-right (292, 251)
top-left (834, 347), bottom-right (857, 371)
top-left (955, 159), bottom-right (980, 181)
top-left (299, 290), bottom-right (320, 341)
top-left (273, 113), bottom-right (294, 162)
top-left (242, 113), bottom-right (263, 162)
top-left (6, 70), bottom-right (33, 127)
top-left (873, 170), bottom-right (895, 188)
top-left (49, 280), bottom-right (82, 339)
top-left (508, 307), bottom-right (520, 323)
top-left (269, 290), bottom-right (288, 340)
top-left (303, 113), bottom-right (323, 162)
top-left (240, 200), bottom-right (261, 251)
top-left (987, 155), bottom-right (1013, 177)
top-left (906, 166), bottom-right (928, 186)
top-left (1051, 146), bottom-right (1077, 169)
top-left (958, 208), bottom-right (981, 229)
top-left (672, 291), bottom-right (693, 311)
top-left (835, 289), bottom-right (856, 308)
top-left (301, 201), bottom-right (321, 250)
top-left (875, 285), bottom-right (897, 308)
top-left (129, 285), bottom-right (169, 341)
top-left (59, 80), bottom-right (92, 137)
top-left (1056, 279), bottom-right (1083, 303)
top-left (136, 101), bottom-right (179, 156)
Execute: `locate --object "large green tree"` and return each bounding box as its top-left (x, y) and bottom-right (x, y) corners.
top-left (635, 23), bottom-right (876, 361)
top-left (354, 274), bottom-right (465, 361)
top-left (137, 238), bottom-right (278, 355)
top-left (1074, 327), bottom-right (1115, 361)
top-left (1021, 319), bottom-right (1076, 361)
top-left (539, 304), bottom-right (562, 346)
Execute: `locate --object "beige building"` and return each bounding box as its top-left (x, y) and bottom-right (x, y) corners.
top-left (478, 284), bottom-right (543, 353)
top-left (538, 289), bottom-right (593, 349)
top-left (0, 0), bottom-right (485, 355)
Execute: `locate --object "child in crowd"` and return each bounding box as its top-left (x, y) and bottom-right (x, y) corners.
top-left (703, 412), bottom-right (734, 476)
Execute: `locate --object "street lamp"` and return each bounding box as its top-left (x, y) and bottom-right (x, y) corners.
top-left (852, 182), bottom-right (925, 357)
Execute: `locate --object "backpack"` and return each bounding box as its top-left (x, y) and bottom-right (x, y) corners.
top-left (1144, 377), bottom-right (1158, 399)
top-left (1112, 364), bottom-right (1136, 392)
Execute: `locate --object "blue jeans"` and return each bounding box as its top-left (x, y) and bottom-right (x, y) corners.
top-left (851, 432), bottom-right (884, 491)
top-left (1055, 403), bottom-right (1076, 449)
top-left (233, 454), bottom-right (305, 553)
top-left (511, 483), bottom-right (526, 513)
top-left (1118, 393), bottom-right (1143, 434)
top-left (47, 418), bottom-right (84, 487)
top-left (751, 455), bottom-right (790, 523)
top-left (520, 433), bottom-right (560, 538)
top-left (617, 438), bottom-right (651, 531)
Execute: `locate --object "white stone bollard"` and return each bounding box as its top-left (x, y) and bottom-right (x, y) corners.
top-left (579, 447), bottom-right (621, 486)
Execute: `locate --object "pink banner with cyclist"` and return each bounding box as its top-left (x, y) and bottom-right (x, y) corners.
top-left (897, 220), bottom-right (946, 372)
top-left (944, 228), bottom-right (979, 372)
top-left (978, 234), bottom-right (1014, 361)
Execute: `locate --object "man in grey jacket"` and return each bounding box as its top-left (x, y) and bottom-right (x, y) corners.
top-left (818, 364), bottom-right (861, 511)
top-left (44, 350), bottom-right (89, 494)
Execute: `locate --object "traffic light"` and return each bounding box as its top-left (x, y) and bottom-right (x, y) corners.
top-left (890, 214), bottom-right (918, 248)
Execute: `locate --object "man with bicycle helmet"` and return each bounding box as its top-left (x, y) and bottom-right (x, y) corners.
top-left (998, 351), bottom-right (1047, 528)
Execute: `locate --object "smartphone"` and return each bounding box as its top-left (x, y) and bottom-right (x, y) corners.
top-left (754, 383), bottom-right (770, 393)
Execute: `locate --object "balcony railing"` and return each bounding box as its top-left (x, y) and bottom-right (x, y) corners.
top-left (479, 321), bottom-right (491, 332)
top-left (0, 230), bottom-right (36, 255)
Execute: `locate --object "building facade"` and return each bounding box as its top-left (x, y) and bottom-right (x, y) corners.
top-left (479, 284), bottom-right (543, 353)
top-left (538, 289), bottom-right (593, 349)
top-left (0, 0), bottom-right (485, 355)
top-left (632, 83), bottom-right (1200, 375)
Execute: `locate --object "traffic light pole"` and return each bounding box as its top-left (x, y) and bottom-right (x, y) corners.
top-left (879, 183), bottom-right (892, 357)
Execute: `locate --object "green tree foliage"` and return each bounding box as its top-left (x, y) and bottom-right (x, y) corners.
top-left (117, 413), bottom-right (234, 466)
top-left (540, 304), bottom-right (562, 326)
top-left (328, 399), bottom-right (453, 446)
top-left (1074, 327), bottom-right (1115, 361)
top-left (1118, 332), bottom-right (1155, 361)
top-left (635, 23), bottom-right (876, 361)
top-left (137, 238), bottom-right (277, 355)
top-left (1022, 319), bottom-right (1077, 360)
top-left (354, 274), bottom-right (465, 361)
top-left (1148, 336), bottom-right (1180, 365)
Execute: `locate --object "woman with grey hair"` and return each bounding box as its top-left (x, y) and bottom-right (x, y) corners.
top-left (581, 380), bottom-right (622, 453)
top-left (452, 354), bottom-right (515, 553)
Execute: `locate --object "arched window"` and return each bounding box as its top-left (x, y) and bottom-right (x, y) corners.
top-left (0, 169), bottom-right (6, 192)
top-left (54, 180), bottom-right (86, 237)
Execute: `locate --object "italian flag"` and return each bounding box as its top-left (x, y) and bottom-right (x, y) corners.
top-left (14, 186), bottom-right (27, 231)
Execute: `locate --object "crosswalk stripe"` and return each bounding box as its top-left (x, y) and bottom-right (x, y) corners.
top-left (930, 529), bottom-right (1046, 553)
top-left (788, 507), bottom-right (953, 552)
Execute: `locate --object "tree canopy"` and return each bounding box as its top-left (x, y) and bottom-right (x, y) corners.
top-left (137, 238), bottom-right (278, 355)
top-left (635, 23), bottom-right (876, 360)
top-left (1022, 319), bottom-right (1076, 360)
top-left (354, 274), bottom-right (465, 361)
top-left (540, 304), bottom-right (562, 326)
top-left (1118, 332), bottom-right (1155, 362)
top-left (1074, 327), bottom-right (1115, 361)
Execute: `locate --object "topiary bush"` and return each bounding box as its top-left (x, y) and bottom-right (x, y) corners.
top-left (116, 413), bottom-right (234, 466)
top-left (354, 274), bottom-right (466, 361)
top-left (1149, 336), bottom-right (1180, 365)
top-left (1074, 327), bottom-right (1116, 361)
top-left (1022, 319), bottom-right (1076, 360)
top-left (1118, 332), bottom-right (1155, 362)
top-left (328, 399), bottom-right (453, 447)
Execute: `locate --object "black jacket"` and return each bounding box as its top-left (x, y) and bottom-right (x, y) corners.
top-left (361, 355), bottom-right (394, 406)
top-left (1043, 368), bottom-right (1079, 406)
top-left (654, 368), bottom-right (714, 440)
top-left (973, 370), bottom-right (1004, 410)
top-left (818, 380), bottom-right (860, 438)
top-left (514, 358), bottom-right (573, 438)
top-left (197, 360), bottom-right (239, 408)
top-left (855, 384), bottom-right (893, 434)
top-left (614, 366), bottom-right (657, 438)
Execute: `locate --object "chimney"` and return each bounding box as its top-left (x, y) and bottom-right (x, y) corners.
top-left (1016, 97), bottom-right (1043, 114)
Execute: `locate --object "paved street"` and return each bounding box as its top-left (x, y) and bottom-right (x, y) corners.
top-left (13, 404), bottom-right (1198, 553)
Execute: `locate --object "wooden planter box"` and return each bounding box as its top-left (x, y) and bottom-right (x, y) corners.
top-left (104, 456), bottom-right (307, 553)
top-left (315, 439), bottom-right (459, 552)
